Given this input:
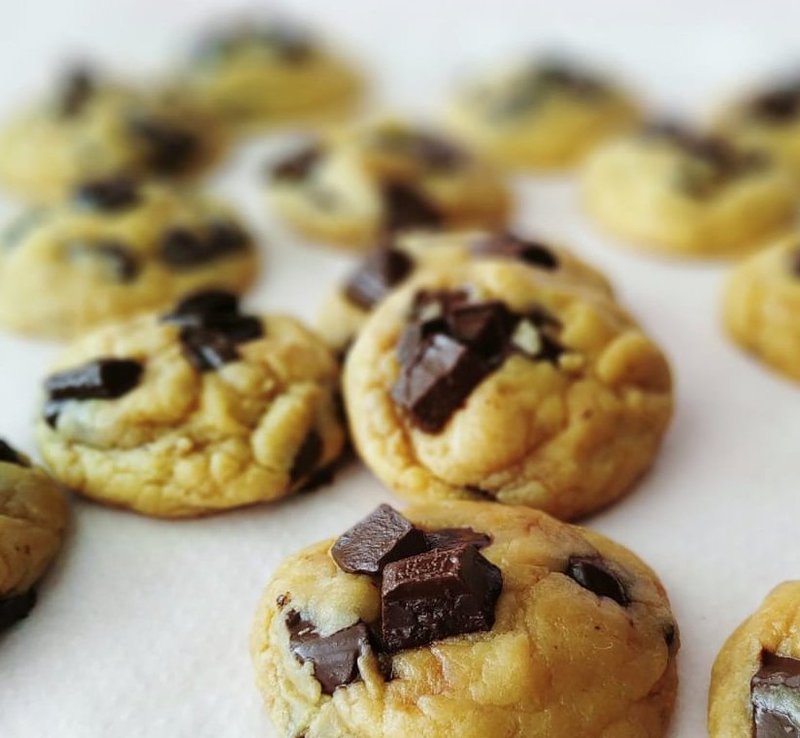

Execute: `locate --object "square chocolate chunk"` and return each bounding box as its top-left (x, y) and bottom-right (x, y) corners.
top-left (380, 544), bottom-right (502, 652)
top-left (752, 651), bottom-right (800, 738)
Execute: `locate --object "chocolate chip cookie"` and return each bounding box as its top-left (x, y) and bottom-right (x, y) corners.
top-left (343, 260), bottom-right (673, 520)
top-left (35, 290), bottom-right (345, 517)
top-left (266, 119), bottom-right (512, 249)
top-left (716, 74), bottom-right (800, 178)
top-left (317, 229), bottom-right (613, 355)
top-left (581, 122), bottom-right (796, 258)
top-left (0, 438), bottom-right (68, 631)
top-left (0, 178), bottom-right (257, 338)
top-left (722, 234), bottom-right (800, 381)
top-left (251, 501), bottom-right (679, 738)
top-left (0, 66), bottom-right (226, 202)
top-left (178, 17), bottom-right (362, 130)
top-left (445, 57), bottom-right (640, 170)
top-left (709, 582), bottom-right (800, 737)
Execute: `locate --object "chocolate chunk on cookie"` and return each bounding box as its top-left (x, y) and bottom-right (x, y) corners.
top-left (381, 543), bottom-right (502, 652)
top-left (424, 527), bottom-right (491, 551)
top-left (0, 439), bottom-right (29, 467)
top-left (471, 232), bottom-right (559, 270)
top-left (128, 117), bottom-right (199, 175)
top-left (566, 556), bottom-right (629, 607)
top-left (45, 358), bottom-right (143, 402)
top-left (344, 247), bottom-right (414, 310)
top-left (73, 176), bottom-right (140, 212)
top-left (286, 611), bottom-right (371, 694)
top-left (0, 590), bottom-right (38, 632)
top-left (331, 504), bottom-right (428, 576)
top-left (382, 182), bottom-right (443, 233)
top-left (751, 651), bottom-right (800, 737)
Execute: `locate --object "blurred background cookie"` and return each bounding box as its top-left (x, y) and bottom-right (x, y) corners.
top-left (445, 57), bottom-right (640, 170)
top-left (0, 179), bottom-right (258, 338)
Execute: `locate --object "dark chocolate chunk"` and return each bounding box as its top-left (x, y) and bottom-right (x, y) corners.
top-left (749, 85), bottom-right (800, 122)
top-left (162, 289), bottom-right (240, 325)
top-left (57, 67), bottom-right (94, 117)
top-left (178, 327), bottom-right (240, 372)
top-left (128, 117), bottom-right (199, 175)
top-left (382, 182), bottom-right (443, 233)
top-left (663, 622), bottom-right (678, 651)
top-left (566, 556), bottom-right (629, 607)
top-left (331, 504), bottom-right (428, 576)
top-left (424, 527), bottom-right (491, 552)
top-left (73, 177), bottom-right (140, 212)
top-left (290, 430), bottom-right (323, 483)
top-left (391, 333), bottom-right (490, 433)
top-left (67, 240), bottom-right (140, 283)
top-left (0, 439), bottom-right (29, 467)
top-left (0, 590), bottom-right (37, 632)
top-left (271, 146), bottom-right (322, 182)
top-left (471, 232), bottom-right (559, 270)
top-left (380, 544), bottom-right (502, 652)
top-left (286, 611), bottom-right (371, 694)
top-left (752, 651), bottom-right (800, 738)
top-left (45, 359), bottom-right (143, 403)
top-left (343, 247), bottom-right (415, 310)
top-left (43, 400), bottom-right (65, 429)
top-left (159, 222), bottom-right (249, 269)
top-left (446, 301), bottom-right (516, 359)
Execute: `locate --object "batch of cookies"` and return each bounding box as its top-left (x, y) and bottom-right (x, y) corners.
top-left (1, 12), bottom-right (799, 738)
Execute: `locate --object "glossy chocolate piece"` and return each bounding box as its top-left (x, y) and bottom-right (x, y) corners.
top-left (178, 327), bottom-right (240, 372)
top-left (162, 289), bottom-right (240, 325)
top-left (289, 430), bottom-right (323, 483)
top-left (471, 232), bottom-right (559, 270)
top-left (0, 590), bottom-right (37, 632)
top-left (67, 240), bottom-right (140, 283)
top-left (331, 504), bottom-right (428, 576)
top-left (58, 67), bottom-right (94, 117)
top-left (73, 177), bottom-right (140, 212)
top-left (566, 556), bottom-right (629, 607)
top-left (286, 611), bottom-right (371, 694)
top-left (343, 247), bottom-right (414, 310)
top-left (271, 146), bottom-right (322, 182)
top-left (159, 222), bottom-right (249, 269)
top-left (128, 117), bottom-right (199, 175)
top-left (0, 439), bottom-right (29, 467)
top-left (381, 544), bottom-right (502, 652)
top-left (752, 651), bottom-right (800, 738)
top-left (424, 527), bottom-right (491, 552)
top-left (45, 359), bottom-right (143, 403)
top-left (382, 182), bottom-right (443, 233)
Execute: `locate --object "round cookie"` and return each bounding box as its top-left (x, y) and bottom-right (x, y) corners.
top-left (318, 229), bottom-right (613, 355)
top-left (716, 75), bottom-right (800, 178)
top-left (343, 260), bottom-right (673, 521)
top-left (445, 58), bottom-right (640, 170)
top-left (581, 122), bottom-right (797, 258)
top-left (35, 290), bottom-right (346, 518)
top-left (0, 66), bottom-right (226, 202)
top-left (0, 438), bottom-right (68, 631)
top-left (266, 119), bottom-right (512, 249)
top-left (722, 234), bottom-right (800, 381)
top-left (709, 581), bottom-right (800, 736)
top-left (177, 17), bottom-right (362, 130)
top-left (0, 177), bottom-right (258, 339)
top-left (251, 501), bottom-right (679, 738)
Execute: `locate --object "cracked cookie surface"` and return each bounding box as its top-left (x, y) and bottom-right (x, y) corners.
top-left (317, 229), bottom-right (613, 355)
top-left (251, 501), bottom-right (679, 738)
top-left (722, 234), bottom-right (800, 382)
top-left (343, 260), bottom-right (673, 520)
top-left (0, 179), bottom-right (257, 338)
top-left (0, 439), bottom-right (68, 630)
top-left (35, 292), bottom-right (345, 517)
top-left (581, 123), bottom-right (796, 258)
top-left (266, 119), bottom-right (512, 249)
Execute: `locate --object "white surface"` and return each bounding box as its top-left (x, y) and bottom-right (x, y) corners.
top-left (1, 1), bottom-right (800, 736)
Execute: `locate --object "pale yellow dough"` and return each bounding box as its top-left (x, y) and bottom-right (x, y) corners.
top-left (317, 229), bottom-right (613, 355)
top-left (581, 130), bottom-right (797, 258)
top-left (708, 581), bottom-right (800, 736)
top-left (267, 119), bottom-right (512, 250)
top-left (0, 447), bottom-right (68, 600)
top-left (343, 260), bottom-right (673, 521)
top-left (0, 75), bottom-right (226, 203)
top-left (251, 501), bottom-right (679, 738)
top-left (36, 308), bottom-right (345, 518)
top-left (178, 20), bottom-right (362, 130)
top-left (0, 181), bottom-right (258, 339)
top-left (445, 60), bottom-right (640, 170)
top-left (722, 233), bottom-right (800, 381)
